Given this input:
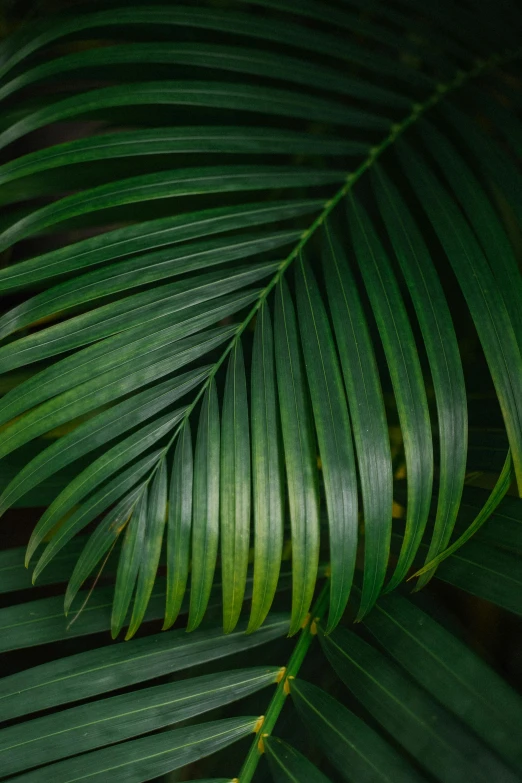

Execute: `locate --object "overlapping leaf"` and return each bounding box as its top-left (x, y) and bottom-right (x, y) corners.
top-left (0, 0), bottom-right (521, 646)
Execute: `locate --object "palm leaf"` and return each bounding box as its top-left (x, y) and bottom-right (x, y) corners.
top-left (289, 678), bottom-right (424, 782)
top-left (11, 717), bottom-right (258, 783)
top-left (0, 0), bottom-right (520, 641)
top-left (265, 736), bottom-right (332, 783)
top-left (1, 2), bottom-right (522, 779)
top-left (0, 668), bottom-right (278, 778)
top-left (320, 625), bottom-right (519, 782)
top-left (363, 592), bottom-right (522, 770)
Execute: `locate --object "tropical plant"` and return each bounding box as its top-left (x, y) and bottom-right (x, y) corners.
top-left (1, 0), bottom-right (522, 780)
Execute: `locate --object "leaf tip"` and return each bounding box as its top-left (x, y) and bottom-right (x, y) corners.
top-left (124, 624), bottom-right (138, 641)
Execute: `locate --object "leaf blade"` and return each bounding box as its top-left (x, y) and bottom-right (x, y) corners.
top-left (296, 256), bottom-right (358, 630)
top-left (164, 420), bottom-right (193, 630)
top-left (348, 193), bottom-right (433, 590)
top-left (364, 592), bottom-right (522, 771)
top-left (0, 669), bottom-right (278, 777)
top-left (322, 223), bottom-right (392, 618)
top-left (398, 139), bottom-right (522, 493)
top-left (125, 458), bottom-right (168, 639)
top-left (274, 277), bottom-right (320, 634)
top-left (0, 614), bottom-right (290, 719)
top-left (111, 491), bottom-right (148, 638)
top-left (248, 303), bottom-right (284, 632)
top-left (291, 678), bottom-right (424, 782)
top-left (321, 626), bottom-right (519, 783)
top-left (264, 736), bottom-right (332, 783)
top-left (220, 341), bottom-right (251, 633)
top-left (373, 162), bottom-right (467, 587)
top-left (188, 380), bottom-right (220, 632)
top-left (10, 717), bottom-right (258, 783)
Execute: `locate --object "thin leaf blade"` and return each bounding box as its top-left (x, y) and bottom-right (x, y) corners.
top-left (248, 303), bottom-right (284, 632)
top-left (296, 256), bottom-right (358, 630)
top-left (188, 381), bottom-right (220, 631)
top-left (220, 341), bottom-right (251, 633)
top-left (274, 277), bottom-right (320, 634)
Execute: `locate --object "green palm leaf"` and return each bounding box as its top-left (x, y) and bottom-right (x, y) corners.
top-left (275, 277), bottom-right (320, 634)
top-left (290, 678), bottom-right (423, 782)
top-left (164, 420), bottom-right (193, 630)
top-left (1, 2), bottom-right (522, 779)
top-left (0, 0), bottom-right (520, 637)
top-left (265, 736), bottom-right (332, 783)
top-left (188, 381), bottom-right (221, 632)
top-left (363, 592), bottom-right (522, 770)
top-left (11, 717), bottom-right (258, 783)
top-left (248, 302), bottom-right (284, 633)
top-left (321, 626), bottom-right (519, 783)
top-left (0, 668), bottom-right (278, 777)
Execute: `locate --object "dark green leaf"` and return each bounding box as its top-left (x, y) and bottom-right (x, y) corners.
top-left (291, 678), bottom-right (423, 782)
top-left (459, 487), bottom-right (522, 555)
top-left (63, 490), bottom-right (140, 614)
top-left (0, 260), bottom-right (274, 367)
top-left (19, 411), bottom-right (182, 545)
top-left (0, 6), bottom-right (427, 86)
top-left (0, 42), bottom-right (406, 108)
top-left (0, 166), bottom-right (344, 252)
top-left (398, 140), bottom-right (522, 493)
top-left (418, 118), bottom-right (522, 348)
top-left (164, 420), bottom-right (193, 630)
top-left (435, 538), bottom-right (522, 616)
top-left (0, 234), bottom-right (287, 341)
top-left (0, 669), bottom-right (278, 777)
top-left (274, 277), bottom-right (320, 634)
top-left (296, 256), bottom-right (357, 630)
top-left (322, 222), bottom-right (392, 618)
top-left (0, 128), bottom-right (358, 189)
top-left (0, 367), bottom-right (207, 513)
top-left (248, 302), bottom-right (284, 632)
top-left (265, 736), bottom-right (332, 783)
top-left (0, 81), bottom-right (387, 153)
top-left (28, 451), bottom-right (162, 576)
top-left (373, 163), bottom-right (467, 587)
top-left (221, 341), bottom-right (251, 633)
top-left (0, 614), bottom-right (290, 718)
top-left (321, 626), bottom-right (519, 783)
top-left (0, 316), bottom-right (236, 425)
top-left (364, 592), bottom-right (522, 771)
top-left (10, 717), bottom-right (258, 783)
top-left (0, 200), bottom-right (320, 291)
top-left (111, 491), bottom-right (147, 639)
top-left (125, 458), bottom-right (168, 639)
top-left (0, 538), bottom-right (85, 594)
top-left (348, 193), bottom-right (433, 590)
top-left (442, 101), bottom-right (522, 244)
top-left (413, 450), bottom-right (513, 576)
top-left (188, 380), bottom-right (220, 631)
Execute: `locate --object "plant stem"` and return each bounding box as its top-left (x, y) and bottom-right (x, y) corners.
top-left (237, 579), bottom-right (330, 783)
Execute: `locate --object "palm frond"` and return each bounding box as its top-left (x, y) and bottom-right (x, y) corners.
top-left (2, 545), bottom-right (521, 782)
top-left (320, 623), bottom-right (520, 782)
top-left (1, 1), bottom-right (522, 778)
top-left (0, 0), bottom-right (521, 637)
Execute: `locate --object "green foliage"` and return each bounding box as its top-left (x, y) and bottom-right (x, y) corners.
top-left (1, 0), bottom-right (522, 780)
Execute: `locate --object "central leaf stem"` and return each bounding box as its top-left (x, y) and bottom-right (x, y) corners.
top-left (238, 579), bottom-right (330, 783)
